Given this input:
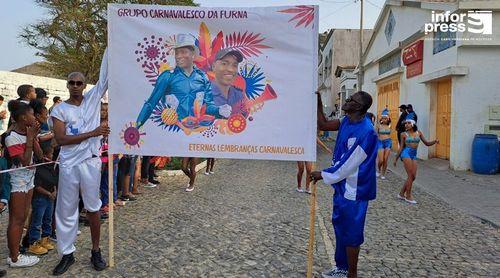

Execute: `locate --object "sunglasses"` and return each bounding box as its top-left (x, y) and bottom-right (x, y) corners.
top-left (68, 80), bottom-right (84, 86)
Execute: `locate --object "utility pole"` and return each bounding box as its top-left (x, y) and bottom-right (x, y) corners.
top-left (357, 0), bottom-right (364, 91)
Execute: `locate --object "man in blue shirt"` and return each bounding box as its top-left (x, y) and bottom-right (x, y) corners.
top-left (311, 91), bottom-right (378, 278)
top-left (136, 34), bottom-right (231, 129)
top-left (210, 49), bottom-right (246, 118)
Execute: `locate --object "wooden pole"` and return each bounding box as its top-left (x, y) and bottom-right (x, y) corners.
top-left (306, 178), bottom-right (318, 278)
top-left (108, 152), bottom-right (115, 267)
top-left (358, 0), bottom-right (364, 91)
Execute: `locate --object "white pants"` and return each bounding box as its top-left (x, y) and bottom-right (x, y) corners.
top-left (56, 157), bottom-right (102, 255)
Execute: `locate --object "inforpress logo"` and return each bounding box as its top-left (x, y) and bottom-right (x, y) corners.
top-left (467, 11), bottom-right (492, 34)
top-left (424, 10), bottom-right (492, 35)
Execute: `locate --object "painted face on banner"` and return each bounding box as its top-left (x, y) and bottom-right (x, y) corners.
top-left (214, 55), bottom-right (239, 87)
top-left (174, 47), bottom-right (195, 69)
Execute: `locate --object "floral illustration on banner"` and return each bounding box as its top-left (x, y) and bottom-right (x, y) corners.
top-left (127, 22), bottom-right (277, 143)
top-left (120, 122), bottom-right (146, 149)
top-left (278, 5), bottom-right (315, 28)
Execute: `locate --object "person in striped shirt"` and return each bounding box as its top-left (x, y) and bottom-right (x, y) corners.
top-left (4, 100), bottom-right (43, 268)
top-left (311, 91), bottom-right (378, 278)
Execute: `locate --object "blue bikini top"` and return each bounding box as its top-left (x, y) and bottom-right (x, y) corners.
top-left (404, 132), bottom-right (420, 144)
top-left (378, 128), bottom-right (391, 135)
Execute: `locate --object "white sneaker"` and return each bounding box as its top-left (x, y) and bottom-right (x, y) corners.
top-left (143, 182), bottom-right (157, 188)
top-left (77, 230), bottom-right (81, 235)
top-left (322, 267), bottom-right (348, 278)
top-left (405, 198), bottom-right (417, 204)
top-left (376, 172), bottom-right (381, 178)
top-left (7, 254), bottom-right (40, 268)
top-left (381, 176), bottom-right (386, 180)
top-left (204, 172), bottom-right (210, 176)
top-left (296, 188), bottom-right (304, 193)
top-left (209, 171), bottom-right (215, 174)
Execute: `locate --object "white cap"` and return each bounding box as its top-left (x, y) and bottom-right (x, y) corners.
top-left (175, 34), bottom-right (197, 50)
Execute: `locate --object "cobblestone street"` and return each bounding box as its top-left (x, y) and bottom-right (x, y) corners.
top-left (1, 144), bottom-right (499, 277)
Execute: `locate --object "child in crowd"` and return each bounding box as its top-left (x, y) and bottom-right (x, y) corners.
top-left (7, 85), bottom-right (37, 131)
top-left (130, 156), bottom-right (143, 195)
top-left (205, 158), bottom-right (215, 176)
top-left (118, 155), bottom-right (137, 201)
top-left (99, 102), bottom-right (121, 215)
top-left (17, 85), bottom-right (37, 104)
top-left (27, 141), bottom-right (57, 255)
top-left (141, 156), bottom-right (160, 188)
top-left (4, 99), bottom-right (43, 267)
top-left (30, 99), bottom-right (53, 144)
top-left (0, 140), bottom-right (10, 215)
top-left (0, 139), bottom-right (7, 278)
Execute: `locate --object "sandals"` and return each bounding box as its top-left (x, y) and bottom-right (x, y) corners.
top-left (120, 195), bottom-right (137, 201)
top-left (296, 188), bottom-right (312, 194)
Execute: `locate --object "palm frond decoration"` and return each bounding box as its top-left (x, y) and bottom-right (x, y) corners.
top-left (278, 5), bottom-right (315, 28)
top-left (223, 31), bottom-right (271, 58)
top-left (239, 63), bottom-right (266, 99)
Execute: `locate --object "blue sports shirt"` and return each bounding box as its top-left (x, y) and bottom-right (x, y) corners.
top-left (321, 116), bottom-right (378, 201)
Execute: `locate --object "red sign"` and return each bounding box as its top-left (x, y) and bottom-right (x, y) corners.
top-left (402, 40), bottom-right (423, 65)
top-left (406, 59), bottom-right (423, 78)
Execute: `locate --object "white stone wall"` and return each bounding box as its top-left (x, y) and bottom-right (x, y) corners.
top-left (452, 47), bottom-right (500, 170)
top-left (0, 71), bottom-right (96, 131)
top-left (0, 71), bottom-right (69, 106)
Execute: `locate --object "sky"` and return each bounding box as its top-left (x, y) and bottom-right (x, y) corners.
top-left (0, 0), bottom-right (385, 71)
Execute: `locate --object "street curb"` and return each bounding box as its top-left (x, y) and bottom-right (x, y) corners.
top-left (158, 160), bottom-right (207, 177)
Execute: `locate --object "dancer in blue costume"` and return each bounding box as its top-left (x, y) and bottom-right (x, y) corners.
top-left (394, 112), bottom-right (438, 204)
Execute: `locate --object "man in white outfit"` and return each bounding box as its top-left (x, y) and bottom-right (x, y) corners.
top-left (50, 49), bottom-right (109, 275)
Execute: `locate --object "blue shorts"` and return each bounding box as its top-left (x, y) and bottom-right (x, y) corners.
top-left (401, 147), bottom-right (417, 160)
top-left (378, 138), bottom-right (392, 150)
top-left (332, 193), bottom-right (368, 247)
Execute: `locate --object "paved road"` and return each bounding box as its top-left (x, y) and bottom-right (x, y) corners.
top-left (1, 144), bottom-right (499, 277)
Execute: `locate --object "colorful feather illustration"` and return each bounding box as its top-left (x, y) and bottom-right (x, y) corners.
top-left (194, 23), bottom-right (224, 72)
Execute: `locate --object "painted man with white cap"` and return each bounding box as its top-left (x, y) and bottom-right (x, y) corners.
top-left (50, 49), bottom-right (109, 275)
top-left (136, 34), bottom-right (231, 192)
top-left (136, 33), bottom-right (231, 128)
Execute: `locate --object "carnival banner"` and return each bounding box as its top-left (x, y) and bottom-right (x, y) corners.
top-left (108, 4), bottom-right (318, 161)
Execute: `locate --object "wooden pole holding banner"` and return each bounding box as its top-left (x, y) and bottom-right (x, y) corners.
top-left (108, 152), bottom-right (115, 267)
top-left (306, 168), bottom-right (318, 278)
